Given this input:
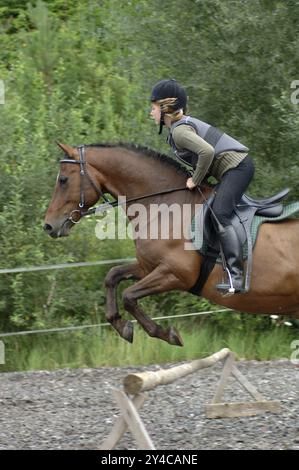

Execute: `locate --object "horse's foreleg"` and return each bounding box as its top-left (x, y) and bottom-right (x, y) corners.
top-left (122, 266), bottom-right (184, 346)
top-left (104, 262), bottom-right (141, 342)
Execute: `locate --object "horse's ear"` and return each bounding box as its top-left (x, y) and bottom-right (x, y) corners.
top-left (56, 141), bottom-right (78, 158)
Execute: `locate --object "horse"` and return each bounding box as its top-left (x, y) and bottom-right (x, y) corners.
top-left (44, 142), bottom-right (299, 346)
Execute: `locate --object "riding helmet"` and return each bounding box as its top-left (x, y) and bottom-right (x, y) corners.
top-left (150, 79), bottom-right (187, 112)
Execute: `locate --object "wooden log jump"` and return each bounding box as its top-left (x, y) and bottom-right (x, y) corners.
top-left (123, 348), bottom-right (230, 394)
top-left (100, 348), bottom-right (281, 450)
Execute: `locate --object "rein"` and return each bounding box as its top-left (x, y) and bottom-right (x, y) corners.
top-left (82, 186), bottom-right (189, 217)
top-left (60, 145), bottom-right (189, 223)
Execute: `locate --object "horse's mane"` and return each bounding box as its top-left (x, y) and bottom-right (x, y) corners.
top-left (86, 142), bottom-right (190, 177)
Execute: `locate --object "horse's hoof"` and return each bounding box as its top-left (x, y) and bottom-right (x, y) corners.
top-left (167, 326), bottom-right (184, 347)
top-left (122, 321), bottom-right (134, 343)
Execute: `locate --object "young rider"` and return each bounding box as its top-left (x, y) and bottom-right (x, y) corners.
top-left (150, 79), bottom-right (255, 294)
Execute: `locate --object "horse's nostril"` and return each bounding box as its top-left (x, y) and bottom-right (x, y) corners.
top-left (43, 223), bottom-right (53, 233)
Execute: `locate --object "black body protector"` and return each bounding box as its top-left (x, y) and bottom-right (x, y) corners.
top-left (168, 116), bottom-right (249, 168)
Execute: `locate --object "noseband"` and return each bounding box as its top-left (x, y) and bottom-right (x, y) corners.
top-left (60, 145), bottom-right (110, 224)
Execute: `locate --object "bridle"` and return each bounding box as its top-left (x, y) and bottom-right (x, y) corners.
top-left (60, 145), bottom-right (110, 224)
top-left (59, 144), bottom-right (191, 224)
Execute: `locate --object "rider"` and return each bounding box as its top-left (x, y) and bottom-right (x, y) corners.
top-left (150, 79), bottom-right (255, 294)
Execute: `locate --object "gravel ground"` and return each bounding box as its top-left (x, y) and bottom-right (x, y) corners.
top-left (0, 359), bottom-right (298, 450)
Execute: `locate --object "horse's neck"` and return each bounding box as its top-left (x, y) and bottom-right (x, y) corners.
top-left (90, 147), bottom-right (189, 200)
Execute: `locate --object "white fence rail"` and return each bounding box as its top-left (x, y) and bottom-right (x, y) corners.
top-left (0, 257), bottom-right (136, 274)
top-left (0, 257), bottom-right (232, 338)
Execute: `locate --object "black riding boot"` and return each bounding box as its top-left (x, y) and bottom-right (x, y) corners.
top-left (216, 225), bottom-right (245, 294)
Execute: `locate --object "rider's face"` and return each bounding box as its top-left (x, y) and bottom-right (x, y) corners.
top-left (150, 102), bottom-right (161, 125)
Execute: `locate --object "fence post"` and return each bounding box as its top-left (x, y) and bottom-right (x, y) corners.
top-left (0, 341), bottom-right (5, 364)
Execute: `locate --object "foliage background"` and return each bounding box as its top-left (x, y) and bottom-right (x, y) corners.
top-left (0, 0), bottom-right (298, 335)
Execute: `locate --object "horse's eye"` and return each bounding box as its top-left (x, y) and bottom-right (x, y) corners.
top-left (59, 175), bottom-right (68, 185)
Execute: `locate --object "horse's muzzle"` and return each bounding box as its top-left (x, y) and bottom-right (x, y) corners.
top-left (43, 223), bottom-right (59, 238)
top-left (43, 220), bottom-right (71, 238)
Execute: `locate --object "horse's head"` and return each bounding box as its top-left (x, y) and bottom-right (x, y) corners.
top-left (44, 142), bottom-right (103, 238)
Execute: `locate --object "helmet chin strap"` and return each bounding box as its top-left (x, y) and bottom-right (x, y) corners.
top-left (159, 112), bottom-right (165, 134)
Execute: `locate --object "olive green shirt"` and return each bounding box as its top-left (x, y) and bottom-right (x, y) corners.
top-left (172, 124), bottom-right (248, 185)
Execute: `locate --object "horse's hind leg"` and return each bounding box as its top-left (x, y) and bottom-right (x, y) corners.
top-left (122, 265), bottom-right (184, 346)
top-left (104, 262), bottom-right (141, 342)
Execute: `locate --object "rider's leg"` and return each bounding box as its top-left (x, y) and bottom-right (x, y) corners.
top-left (211, 155), bottom-right (255, 293)
top-left (215, 224), bottom-right (245, 293)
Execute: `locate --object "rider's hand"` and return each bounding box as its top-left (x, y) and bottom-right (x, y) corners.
top-left (186, 177), bottom-right (196, 190)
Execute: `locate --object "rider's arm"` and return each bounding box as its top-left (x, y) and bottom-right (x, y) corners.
top-left (172, 125), bottom-right (214, 185)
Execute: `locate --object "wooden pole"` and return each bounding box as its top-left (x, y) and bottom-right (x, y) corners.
top-left (99, 392), bottom-right (148, 450)
top-left (123, 348), bottom-right (231, 395)
top-left (101, 348), bottom-right (282, 449)
top-left (211, 351), bottom-right (236, 404)
top-left (109, 389), bottom-right (155, 450)
top-left (205, 401), bottom-right (281, 419)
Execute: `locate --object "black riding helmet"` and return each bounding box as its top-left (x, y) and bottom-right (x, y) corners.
top-left (150, 79), bottom-right (187, 112)
top-left (150, 79), bottom-right (187, 133)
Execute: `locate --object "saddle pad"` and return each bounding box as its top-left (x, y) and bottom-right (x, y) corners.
top-left (190, 201), bottom-right (299, 262)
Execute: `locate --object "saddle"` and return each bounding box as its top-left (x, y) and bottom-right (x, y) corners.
top-left (189, 187), bottom-right (290, 295)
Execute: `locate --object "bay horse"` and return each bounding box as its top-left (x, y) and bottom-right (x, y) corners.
top-left (44, 142), bottom-right (299, 346)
